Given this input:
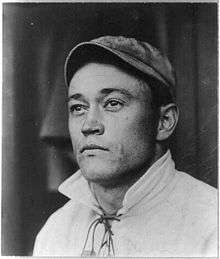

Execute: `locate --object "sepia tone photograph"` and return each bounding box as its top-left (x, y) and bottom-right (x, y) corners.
top-left (2, 2), bottom-right (218, 256)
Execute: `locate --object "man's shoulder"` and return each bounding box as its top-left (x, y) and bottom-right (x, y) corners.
top-left (39, 198), bottom-right (85, 232)
top-left (168, 170), bottom-right (217, 222)
top-left (33, 199), bottom-right (86, 255)
top-left (35, 200), bottom-right (74, 236)
top-left (175, 171), bottom-right (217, 204)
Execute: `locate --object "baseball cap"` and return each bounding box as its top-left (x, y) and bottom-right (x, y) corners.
top-left (64, 35), bottom-right (175, 98)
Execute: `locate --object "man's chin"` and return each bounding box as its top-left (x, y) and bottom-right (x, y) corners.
top-left (78, 160), bottom-right (119, 185)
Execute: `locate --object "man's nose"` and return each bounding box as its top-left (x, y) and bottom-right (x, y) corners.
top-left (81, 108), bottom-right (104, 136)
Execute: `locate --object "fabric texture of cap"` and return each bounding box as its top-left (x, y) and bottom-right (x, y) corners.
top-left (64, 35), bottom-right (175, 97)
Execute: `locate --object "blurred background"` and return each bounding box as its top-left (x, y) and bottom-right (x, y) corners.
top-left (2, 2), bottom-right (217, 255)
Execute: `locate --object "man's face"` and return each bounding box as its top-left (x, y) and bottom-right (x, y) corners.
top-left (68, 62), bottom-right (157, 187)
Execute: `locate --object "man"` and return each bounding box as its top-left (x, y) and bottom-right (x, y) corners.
top-left (33, 36), bottom-right (217, 257)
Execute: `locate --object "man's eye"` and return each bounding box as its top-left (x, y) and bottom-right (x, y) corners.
top-left (69, 104), bottom-right (87, 115)
top-left (105, 99), bottom-right (124, 111)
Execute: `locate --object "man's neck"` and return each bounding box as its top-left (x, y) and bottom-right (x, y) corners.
top-left (89, 147), bottom-right (165, 215)
top-left (90, 182), bottom-right (131, 215)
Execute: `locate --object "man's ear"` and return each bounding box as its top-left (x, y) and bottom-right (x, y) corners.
top-left (156, 103), bottom-right (179, 141)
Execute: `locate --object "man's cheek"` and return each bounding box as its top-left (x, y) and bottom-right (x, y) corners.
top-left (108, 143), bottom-right (127, 163)
top-left (70, 136), bottom-right (81, 156)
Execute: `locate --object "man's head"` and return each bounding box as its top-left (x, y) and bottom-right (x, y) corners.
top-left (65, 36), bottom-right (178, 187)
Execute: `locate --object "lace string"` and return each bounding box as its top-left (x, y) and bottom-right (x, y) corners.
top-left (81, 217), bottom-right (101, 256)
top-left (81, 214), bottom-right (120, 256)
top-left (98, 228), bottom-right (107, 255)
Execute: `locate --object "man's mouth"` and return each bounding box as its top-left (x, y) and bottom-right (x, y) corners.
top-left (80, 144), bottom-right (109, 153)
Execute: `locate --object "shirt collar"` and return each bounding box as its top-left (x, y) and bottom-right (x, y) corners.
top-left (58, 150), bottom-right (175, 214)
top-left (58, 169), bottom-right (100, 211)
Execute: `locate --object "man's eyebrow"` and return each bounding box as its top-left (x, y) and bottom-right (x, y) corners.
top-left (100, 88), bottom-right (134, 98)
top-left (68, 88), bottom-right (134, 102)
top-left (68, 93), bottom-right (82, 101)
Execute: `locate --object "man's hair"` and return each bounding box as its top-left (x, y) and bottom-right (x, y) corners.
top-left (71, 47), bottom-right (174, 115)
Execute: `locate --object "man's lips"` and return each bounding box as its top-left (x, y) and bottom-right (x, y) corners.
top-left (80, 144), bottom-right (109, 153)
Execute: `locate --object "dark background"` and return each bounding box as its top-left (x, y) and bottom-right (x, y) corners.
top-left (3, 3), bottom-right (217, 255)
